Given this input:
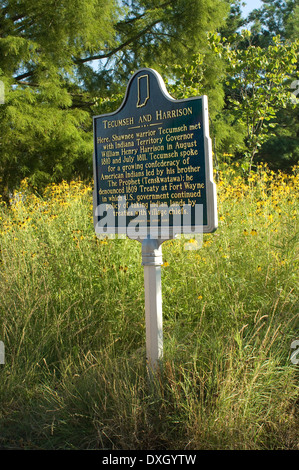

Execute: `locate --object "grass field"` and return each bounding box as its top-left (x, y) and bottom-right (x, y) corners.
top-left (0, 163), bottom-right (298, 450)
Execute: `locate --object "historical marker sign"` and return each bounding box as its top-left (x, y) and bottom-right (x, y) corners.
top-left (93, 68), bottom-right (217, 240)
top-left (93, 69), bottom-right (218, 369)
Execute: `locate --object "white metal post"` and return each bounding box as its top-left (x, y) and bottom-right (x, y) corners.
top-left (142, 239), bottom-right (163, 371)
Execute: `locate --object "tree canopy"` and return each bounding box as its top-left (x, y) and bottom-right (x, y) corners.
top-left (0, 0), bottom-right (229, 198)
top-left (0, 0), bottom-right (298, 198)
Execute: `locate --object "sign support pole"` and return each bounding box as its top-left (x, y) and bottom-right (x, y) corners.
top-left (141, 238), bottom-right (163, 372)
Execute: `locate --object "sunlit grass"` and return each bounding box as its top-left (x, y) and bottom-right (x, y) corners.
top-left (0, 164), bottom-right (298, 449)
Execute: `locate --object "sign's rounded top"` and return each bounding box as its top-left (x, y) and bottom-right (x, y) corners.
top-left (125, 67), bottom-right (174, 105)
top-left (94, 68), bottom-right (199, 120)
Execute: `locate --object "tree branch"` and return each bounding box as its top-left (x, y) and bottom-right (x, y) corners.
top-left (13, 80), bottom-right (39, 87)
top-left (73, 19), bottom-right (161, 64)
top-left (14, 71), bottom-right (35, 81)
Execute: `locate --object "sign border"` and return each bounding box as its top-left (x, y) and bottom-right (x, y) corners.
top-left (93, 68), bottom-right (218, 240)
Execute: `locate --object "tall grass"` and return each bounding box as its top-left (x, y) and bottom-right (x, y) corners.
top-left (0, 164), bottom-right (298, 449)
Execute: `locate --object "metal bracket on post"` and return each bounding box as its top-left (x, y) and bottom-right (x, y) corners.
top-left (141, 238), bottom-right (164, 372)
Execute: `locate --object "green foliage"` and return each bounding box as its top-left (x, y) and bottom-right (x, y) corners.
top-left (0, 0), bottom-right (118, 198)
top-left (257, 104), bottom-right (299, 171)
top-left (210, 32), bottom-right (299, 171)
top-left (167, 51), bottom-right (247, 162)
top-left (0, 0), bottom-right (298, 192)
top-left (0, 0), bottom-right (231, 198)
top-left (167, 52), bottom-right (225, 120)
top-left (109, 0), bottom-right (229, 76)
top-left (246, 0), bottom-right (298, 44)
top-left (220, 0), bottom-right (245, 37)
top-left (238, 0), bottom-right (299, 171)
top-left (0, 74), bottom-right (93, 195)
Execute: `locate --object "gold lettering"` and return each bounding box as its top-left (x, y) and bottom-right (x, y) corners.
top-left (155, 107), bottom-right (192, 121)
top-left (139, 114), bottom-right (152, 123)
top-left (103, 117), bottom-right (134, 129)
top-left (97, 103), bottom-right (205, 210)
